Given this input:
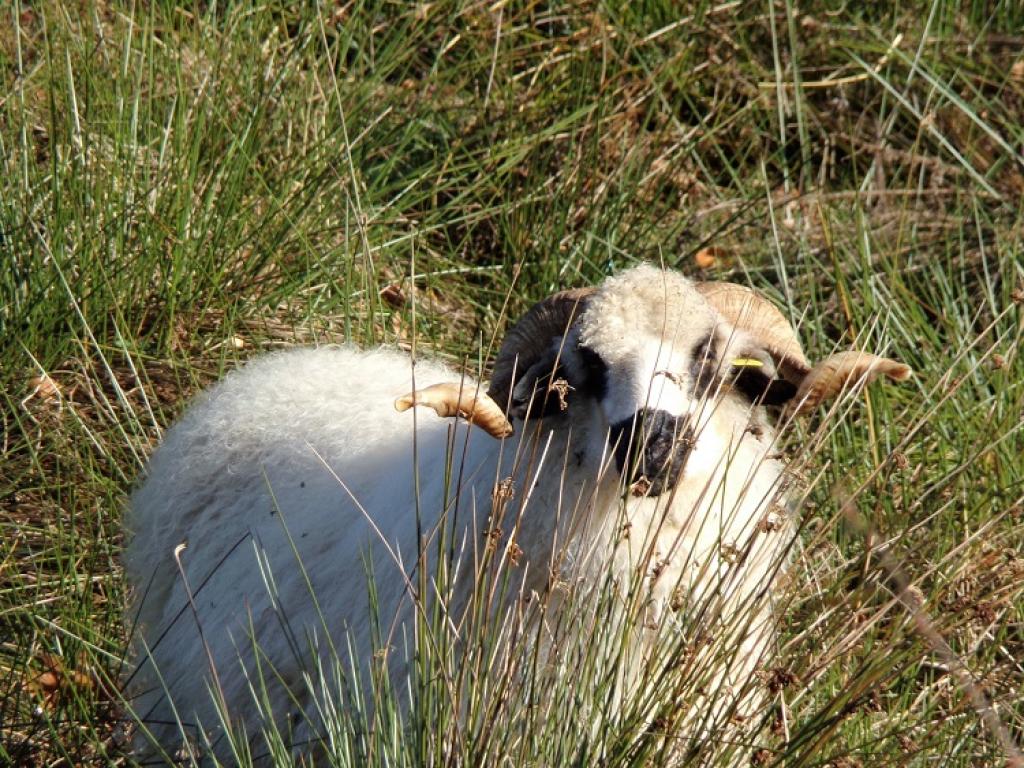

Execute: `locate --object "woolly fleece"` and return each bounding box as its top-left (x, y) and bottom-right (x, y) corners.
top-left (124, 266), bottom-right (794, 762)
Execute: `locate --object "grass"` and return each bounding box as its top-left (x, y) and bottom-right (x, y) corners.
top-left (1, 0), bottom-right (1023, 764)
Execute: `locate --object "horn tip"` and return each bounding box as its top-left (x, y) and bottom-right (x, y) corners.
top-left (887, 362), bottom-right (913, 381)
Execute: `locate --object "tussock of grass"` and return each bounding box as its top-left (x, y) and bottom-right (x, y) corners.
top-left (1, 1), bottom-right (1022, 765)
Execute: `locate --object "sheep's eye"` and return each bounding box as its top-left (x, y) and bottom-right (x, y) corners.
top-left (689, 333), bottom-right (717, 395)
top-left (575, 344), bottom-right (608, 400)
top-left (733, 368), bottom-right (798, 406)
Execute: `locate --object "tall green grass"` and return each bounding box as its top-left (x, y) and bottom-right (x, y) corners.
top-left (2, 1), bottom-right (1022, 765)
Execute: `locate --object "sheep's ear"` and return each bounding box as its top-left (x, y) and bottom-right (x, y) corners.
top-left (488, 288), bottom-right (596, 419)
top-left (507, 347), bottom-right (571, 420)
top-left (505, 339), bottom-right (608, 420)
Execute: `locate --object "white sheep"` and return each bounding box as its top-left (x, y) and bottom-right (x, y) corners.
top-left (123, 264), bottom-right (910, 762)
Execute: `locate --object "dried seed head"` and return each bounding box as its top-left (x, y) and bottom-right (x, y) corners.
top-left (721, 542), bottom-right (746, 565)
top-left (507, 541), bottom-right (523, 565)
top-left (630, 476), bottom-right (652, 497)
top-left (763, 666), bottom-right (797, 693)
top-left (670, 586), bottom-right (687, 612)
top-left (548, 377), bottom-right (573, 411)
top-left (756, 514), bottom-right (784, 533)
top-left (491, 477), bottom-right (515, 505)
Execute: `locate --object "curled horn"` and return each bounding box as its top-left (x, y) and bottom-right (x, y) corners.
top-left (486, 287), bottom-right (597, 413)
top-left (695, 282), bottom-right (811, 384)
top-left (394, 287), bottom-right (595, 439)
top-left (698, 282), bottom-right (911, 412)
top-left (787, 351), bottom-right (911, 416)
top-left (395, 383), bottom-right (513, 438)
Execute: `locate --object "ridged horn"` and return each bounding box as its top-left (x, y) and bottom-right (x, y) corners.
top-left (696, 281), bottom-right (811, 384)
top-left (787, 351), bottom-right (911, 416)
top-left (395, 383), bottom-right (514, 438)
top-left (487, 287), bottom-right (597, 412)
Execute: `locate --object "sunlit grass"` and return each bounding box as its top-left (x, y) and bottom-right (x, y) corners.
top-left (1, 0), bottom-right (1022, 765)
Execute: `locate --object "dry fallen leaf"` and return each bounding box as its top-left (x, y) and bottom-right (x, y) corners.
top-left (29, 652), bottom-right (98, 710)
top-left (27, 374), bottom-right (60, 401)
top-left (380, 283), bottom-right (407, 308)
top-left (694, 246), bottom-right (726, 269)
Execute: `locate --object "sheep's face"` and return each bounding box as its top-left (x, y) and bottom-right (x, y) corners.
top-left (407, 265), bottom-right (908, 492)
top-left (505, 267), bottom-right (793, 496)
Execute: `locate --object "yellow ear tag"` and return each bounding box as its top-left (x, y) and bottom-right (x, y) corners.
top-left (731, 358), bottom-right (764, 368)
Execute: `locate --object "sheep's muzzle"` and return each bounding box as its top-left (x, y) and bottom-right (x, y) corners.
top-left (610, 409), bottom-right (695, 497)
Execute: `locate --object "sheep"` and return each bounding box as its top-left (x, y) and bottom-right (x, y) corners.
top-left (122, 264), bottom-right (910, 762)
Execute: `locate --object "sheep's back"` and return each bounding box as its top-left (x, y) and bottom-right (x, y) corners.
top-left (123, 345), bottom-right (500, 758)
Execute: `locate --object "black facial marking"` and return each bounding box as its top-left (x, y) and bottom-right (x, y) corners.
top-left (609, 408), bottom-right (695, 496)
top-left (510, 342), bottom-right (609, 421)
top-left (575, 344), bottom-right (608, 401)
top-left (733, 367), bottom-right (798, 406)
top-left (510, 363), bottom-right (568, 420)
top-left (688, 332), bottom-right (717, 397)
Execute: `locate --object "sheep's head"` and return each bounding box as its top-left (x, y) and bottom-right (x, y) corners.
top-left (397, 265), bottom-right (911, 495)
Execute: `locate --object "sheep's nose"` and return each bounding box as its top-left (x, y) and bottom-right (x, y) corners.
top-left (609, 408), bottom-right (694, 496)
